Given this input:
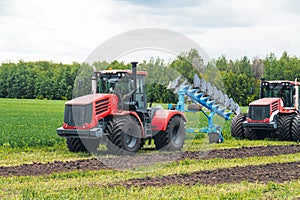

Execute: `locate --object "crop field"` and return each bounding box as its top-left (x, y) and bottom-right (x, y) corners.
top-left (0, 98), bottom-right (300, 199)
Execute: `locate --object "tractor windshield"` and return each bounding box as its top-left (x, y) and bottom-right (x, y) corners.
top-left (262, 83), bottom-right (294, 107)
top-left (98, 73), bottom-right (131, 95)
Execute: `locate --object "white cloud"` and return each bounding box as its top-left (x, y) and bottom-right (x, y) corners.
top-left (193, 25), bottom-right (300, 60)
top-left (0, 0), bottom-right (300, 63)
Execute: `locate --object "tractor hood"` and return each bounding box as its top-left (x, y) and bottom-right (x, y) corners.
top-left (65, 94), bottom-right (116, 106)
top-left (63, 93), bottom-right (119, 129)
top-left (249, 98), bottom-right (282, 106)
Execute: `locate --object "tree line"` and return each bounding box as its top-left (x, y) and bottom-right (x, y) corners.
top-left (0, 61), bottom-right (80, 100)
top-left (1, 50), bottom-right (300, 106)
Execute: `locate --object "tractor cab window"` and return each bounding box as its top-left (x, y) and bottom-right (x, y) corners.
top-left (137, 75), bottom-right (145, 93)
top-left (262, 83), bottom-right (294, 107)
top-left (135, 75), bottom-right (146, 108)
top-left (98, 73), bottom-right (131, 95)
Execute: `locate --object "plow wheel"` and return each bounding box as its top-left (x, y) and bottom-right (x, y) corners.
top-left (230, 113), bottom-right (246, 138)
top-left (275, 114), bottom-right (295, 141)
top-left (154, 116), bottom-right (185, 151)
top-left (208, 132), bottom-right (222, 143)
top-left (291, 114), bottom-right (300, 142)
top-left (66, 138), bottom-right (99, 153)
top-left (106, 116), bottom-right (142, 155)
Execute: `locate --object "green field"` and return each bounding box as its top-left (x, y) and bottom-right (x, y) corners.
top-left (0, 98), bottom-right (235, 148)
top-left (0, 98), bottom-right (299, 199)
top-left (0, 98), bottom-right (65, 147)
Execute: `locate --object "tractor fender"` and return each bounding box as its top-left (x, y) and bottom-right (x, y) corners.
top-left (151, 109), bottom-right (186, 131)
top-left (111, 111), bottom-right (145, 137)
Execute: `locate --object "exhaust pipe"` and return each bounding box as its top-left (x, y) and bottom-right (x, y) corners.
top-left (295, 78), bottom-right (298, 110)
top-left (131, 62), bottom-right (138, 101)
top-left (260, 77), bottom-right (265, 99)
top-left (91, 66), bottom-right (97, 94)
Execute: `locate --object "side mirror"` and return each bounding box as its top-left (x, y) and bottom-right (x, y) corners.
top-left (130, 79), bottom-right (135, 90)
top-left (251, 87), bottom-right (254, 95)
top-left (149, 95), bottom-right (154, 108)
top-left (78, 79), bottom-right (82, 89)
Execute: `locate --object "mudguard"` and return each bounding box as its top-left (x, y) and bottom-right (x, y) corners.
top-left (151, 109), bottom-right (186, 131)
top-left (111, 111), bottom-right (145, 137)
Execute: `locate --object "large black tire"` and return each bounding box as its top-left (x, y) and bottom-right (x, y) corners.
top-left (66, 138), bottom-right (99, 153)
top-left (291, 114), bottom-right (300, 142)
top-left (230, 113), bottom-right (246, 138)
top-left (154, 116), bottom-right (186, 151)
top-left (244, 128), bottom-right (257, 140)
top-left (244, 129), bottom-right (268, 140)
top-left (105, 116), bottom-right (142, 155)
top-left (275, 114), bottom-right (295, 141)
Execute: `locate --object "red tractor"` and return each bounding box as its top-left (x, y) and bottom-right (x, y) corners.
top-left (231, 78), bottom-right (300, 141)
top-left (57, 62), bottom-right (186, 154)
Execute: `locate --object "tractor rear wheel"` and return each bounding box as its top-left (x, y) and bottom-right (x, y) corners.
top-left (66, 138), bottom-right (99, 153)
top-left (275, 114), bottom-right (295, 141)
top-left (106, 116), bottom-right (142, 155)
top-left (230, 113), bottom-right (246, 138)
top-left (291, 114), bottom-right (300, 142)
top-left (154, 116), bottom-right (186, 151)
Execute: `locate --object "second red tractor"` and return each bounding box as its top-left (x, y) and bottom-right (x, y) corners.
top-left (231, 78), bottom-right (300, 141)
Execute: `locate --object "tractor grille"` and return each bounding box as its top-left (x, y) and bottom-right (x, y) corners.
top-left (95, 98), bottom-right (110, 115)
top-left (64, 104), bottom-right (92, 126)
top-left (271, 101), bottom-right (279, 113)
top-left (248, 105), bottom-right (270, 121)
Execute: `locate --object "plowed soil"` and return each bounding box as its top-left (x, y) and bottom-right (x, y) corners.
top-left (0, 145), bottom-right (299, 177)
top-left (0, 159), bottom-right (109, 177)
top-left (98, 144), bottom-right (300, 170)
top-left (111, 161), bottom-right (300, 188)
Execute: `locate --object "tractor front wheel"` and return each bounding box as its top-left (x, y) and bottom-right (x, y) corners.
top-left (275, 114), bottom-right (295, 141)
top-left (106, 116), bottom-right (142, 155)
top-left (230, 113), bottom-right (246, 139)
top-left (244, 129), bottom-right (268, 140)
top-left (154, 116), bottom-right (186, 151)
top-left (244, 128), bottom-right (257, 140)
top-left (291, 114), bottom-right (300, 142)
top-left (66, 138), bottom-right (99, 153)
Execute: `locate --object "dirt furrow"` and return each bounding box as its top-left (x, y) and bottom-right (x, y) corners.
top-left (95, 144), bottom-right (300, 170)
top-left (110, 161), bottom-right (300, 188)
top-left (181, 144), bottom-right (300, 160)
top-left (0, 145), bottom-right (299, 177)
top-left (0, 158), bottom-right (109, 177)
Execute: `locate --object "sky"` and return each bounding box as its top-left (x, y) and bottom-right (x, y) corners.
top-left (1, 0), bottom-right (300, 64)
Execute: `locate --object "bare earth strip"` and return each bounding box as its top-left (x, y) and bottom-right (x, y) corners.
top-left (0, 159), bottom-right (109, 177)
top-left (110, 161), bottom-right (300, 188)
top-left (0, 145), bottom-right (299, 177)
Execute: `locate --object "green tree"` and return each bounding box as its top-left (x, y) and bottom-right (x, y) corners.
top-left (170, 49), bottom-right (202, 83)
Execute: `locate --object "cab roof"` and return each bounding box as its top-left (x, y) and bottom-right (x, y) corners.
top-left (99, 70), bottom-right (148, 76)
top-left (264, 80), bottom-right (300, 85)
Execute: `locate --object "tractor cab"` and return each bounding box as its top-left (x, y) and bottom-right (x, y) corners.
top-left (92, 68), bottom-right (148, 110)
top-left (260, 80), bottom-right (299, 109)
